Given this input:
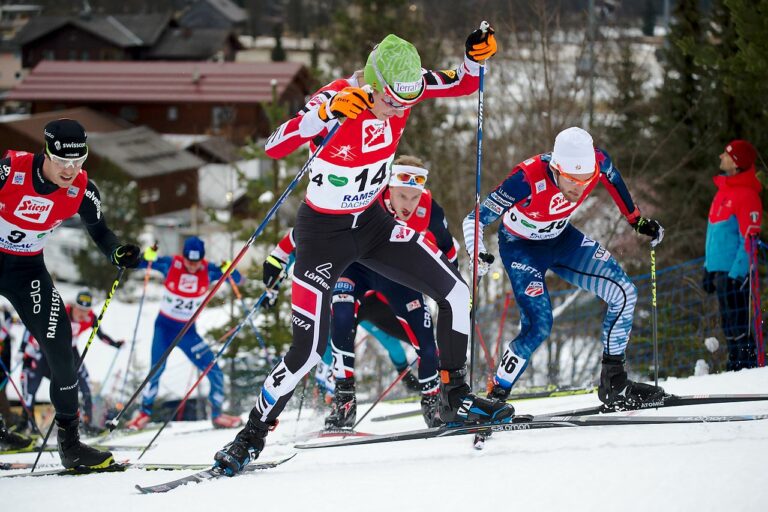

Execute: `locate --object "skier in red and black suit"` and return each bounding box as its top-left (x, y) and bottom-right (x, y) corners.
top-left (263, 156), bottom-right (458, 429)
top-left (19, 290), bottom-right (124, 434)
top-left (214, 27), bottom-right (514, 475)
top-left (0, 119), bottom-right (141, 469)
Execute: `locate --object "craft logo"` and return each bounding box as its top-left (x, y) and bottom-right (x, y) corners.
top-left (14, 196), bottom-right (53, 223)
top-left (524, 281), bottom-right (544, 297)
top-left (362, 119), bottom-right (392, 152)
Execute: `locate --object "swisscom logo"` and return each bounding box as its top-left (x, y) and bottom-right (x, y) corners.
top-left (14, 195), bottom-right (54, 223)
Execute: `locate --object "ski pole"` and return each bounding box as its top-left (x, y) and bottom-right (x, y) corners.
top-left (108, 124), bottom-right (339, 432)
top-left (352, 358), bottom-right (418, 430)
top-left (292, 374), bottom-right (310, 439)
top-left (650, 245), bottom-right (659, 389)
top-left (136, 287), bottom-right (271, 459)
top-left (32, 268), bottom-right (125, 473)
top-left (469, 20), bottom-right (490, 388)
top-left (0, 358), bottom-right (22, 391)
top-left (227, 275), bottom-right (272, 365)
top-left (0, 356), bottom-right (46, 439)
top-left (116, 259), bottom-right (153, 408)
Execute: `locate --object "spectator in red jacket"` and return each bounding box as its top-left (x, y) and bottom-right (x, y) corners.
top-left (702, 139), bottom-right (762, 370)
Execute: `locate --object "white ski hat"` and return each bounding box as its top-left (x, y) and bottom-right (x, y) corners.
top-left (551, 127), bottom-right (596, 175)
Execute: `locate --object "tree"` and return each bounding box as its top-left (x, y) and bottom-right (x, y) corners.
top-left (271, 23), bottom-right (287, 62)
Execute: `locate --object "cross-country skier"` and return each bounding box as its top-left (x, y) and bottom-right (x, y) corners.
top-left (0, 118), bottom-right (141, 469)
top-left (214, 26), bottom-right (514, 475)
top-left (18, 289), bottom-right (124, 434)
top-left (463, 127), bottom-right (666, 410)
top-left (125, 237), bottom-right (244, 430)
top-left (264, 162), bottom-right (459, 429)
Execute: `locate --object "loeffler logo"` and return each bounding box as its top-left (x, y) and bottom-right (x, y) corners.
top-left (14, 195), bottom-right (54, 223)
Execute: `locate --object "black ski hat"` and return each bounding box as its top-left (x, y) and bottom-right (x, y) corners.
top-left (44, 119), bottom-right (88, 159)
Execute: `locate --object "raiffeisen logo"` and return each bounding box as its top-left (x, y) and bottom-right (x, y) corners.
top-left (14, 195), bottom-right (54, 223)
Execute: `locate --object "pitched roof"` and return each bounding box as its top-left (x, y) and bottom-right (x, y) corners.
top-left (147, 28), bottom-right (242, 60)
top-left (6, 60), bottom-right (310, 104)
top-left (183, 0), bottom-right (248, 24)
top-left (88, 126), bottom-right (205, 179)
top-left (0, 107), bottom-right (130, 142)
top-left (13, 13), bottom-right (171, 48)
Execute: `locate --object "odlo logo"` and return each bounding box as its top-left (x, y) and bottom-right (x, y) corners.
top-left (30, 279), bottom-right (42, 314)
top-left (15, 195), bottom-right (54, 224)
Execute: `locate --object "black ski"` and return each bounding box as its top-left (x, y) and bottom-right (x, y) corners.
top-left (372, 386), bottom-right (596, 423)
top-left (0, 461), bottom-right (211, 472)
top-left (472, 393), bottom-right (768, 449)
top-left (134, 454), bottom-right (297, 494)
top-left (0, 462), bottom-right (131, 478)
top-left (539, 393), bottom-right (768, 418)
top-left (295, 412), bottom-right (768, 449)
top-left (0, 442), bottom-right (151, 456)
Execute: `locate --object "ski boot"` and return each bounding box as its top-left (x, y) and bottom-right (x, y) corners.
top-left (486, 377), bottom-right (512, 402)
top-left (125, 411), bottom-right (151, 430)
top-left (598, 354), bottom-right (665, 411)
top-left (214, 411), bottom-right (276, 476)
top-left (0, 414), bottom-right (35, 452)
top-left (212, 413), bottom-right (244, 429)
top-left (56, 416), bottom-right (114, 469)
top-left (438, 367), bottom-right (515, 425)
top-left (420, 393), bottom-right (443, 427)
top-left (400, 370), bottom-right (421, 393)
top-left (324, 378), bottom-right (356, 430)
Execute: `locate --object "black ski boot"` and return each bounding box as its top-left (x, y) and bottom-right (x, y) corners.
top-left (487, 380), bottom-right (512, 402)
top-left (214, 410), bottom-right (275, 476)
top-left (598, 354), bottom-right (665, 410)
top-left (56, 416), bottom-right (114, 469)
top-left (324, 378), bottom-right (356, 429)
top-left (420, 393), bottom-right (443, 427)
top-left (0, 414), bottom-right (34, 452)
top-left (438, 368), bottom-right (515, 425)
top-left (400, 370), bottom-right (421, 393)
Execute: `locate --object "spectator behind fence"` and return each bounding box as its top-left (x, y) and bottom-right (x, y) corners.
top-left (702, 139), bottom-right (762, 371)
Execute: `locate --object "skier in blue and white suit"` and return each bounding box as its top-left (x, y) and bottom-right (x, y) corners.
top-left (463, 127), bottom-right (666, 410)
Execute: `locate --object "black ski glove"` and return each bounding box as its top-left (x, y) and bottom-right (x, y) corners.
top-left (110, 244), bottom-right (141, 268)
top-left (262, 255), bottom-right (285, 288)
top-left (631, 217), bottom-right (664, 247)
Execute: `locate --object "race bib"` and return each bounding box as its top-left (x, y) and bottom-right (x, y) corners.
top-left (306, 156), bottom-right (392, 212)
top-left (0, 216), bottom-right (54, 254)
top-left (160, 292), bottom-right (204, 322)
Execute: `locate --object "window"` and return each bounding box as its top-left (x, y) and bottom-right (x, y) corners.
top-left (140, 187), bottom-right (161, 204)
top-left (68, 50), bottom-right (77, 61)
top-left (119, 106), bottom-right (138, 122)
top-left (176, 182), bottom-right (187, 197)
top-left (81, 51), bottom-right (90, 61)
top-left (167, 106), bottom-right (178, 121)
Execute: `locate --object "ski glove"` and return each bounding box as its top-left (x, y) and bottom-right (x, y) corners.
top-left (143, 245), bottom-right (158, 262)
top-left (631, 217), bottom-right (664, 247)
top-left (262, 255), bottom-right (285, 288)
top-left (465, 25), bottom-right (497, 62)
top-left (469, 252), bottom-right (495, 278)
top-left (701, 270), bottom-right (716, 294)
top-left (111, 244), bottom-right (141, 268)
top-left (319, 87), bottom-right (374, 121)
top-left (220, 260), bottom-right (232, 273)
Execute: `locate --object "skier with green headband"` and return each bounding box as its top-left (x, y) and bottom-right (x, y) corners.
top-left (213, 24), bottom-right (507, 476)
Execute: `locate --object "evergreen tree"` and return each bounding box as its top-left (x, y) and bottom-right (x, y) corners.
top-left (271, 23), bottom-right (287, 62)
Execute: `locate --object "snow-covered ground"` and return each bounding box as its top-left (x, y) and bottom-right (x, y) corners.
top-left (1, 362), bottom-right (767, 511)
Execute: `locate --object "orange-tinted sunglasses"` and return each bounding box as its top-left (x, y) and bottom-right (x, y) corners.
top-left (551, 161), bottom-right (599, 187)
